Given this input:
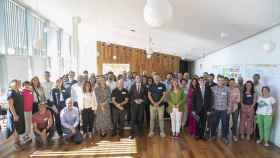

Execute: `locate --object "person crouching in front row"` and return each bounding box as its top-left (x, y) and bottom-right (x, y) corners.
top-left (60, 98), bottom-right (83, 144)
top-left (32, 102), bottom-right (54, 148)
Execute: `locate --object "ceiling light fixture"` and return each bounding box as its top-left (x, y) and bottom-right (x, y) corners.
top-left (144, 0), bottom-right (173, 28)
top-left (146, 33), bottom-right (154, 58)
top-left (263, 41), bottom-right (275, 53)
top-left (220, 32), bottom-right (229, 39)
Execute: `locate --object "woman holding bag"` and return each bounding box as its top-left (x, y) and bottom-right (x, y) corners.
top-left (31, 76), bottom-right (46, 114)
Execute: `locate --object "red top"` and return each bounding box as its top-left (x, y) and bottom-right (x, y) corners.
top-left (21, 88), bottom-right (33, 112)
top-left (32, 111), bottom-right (52, 130)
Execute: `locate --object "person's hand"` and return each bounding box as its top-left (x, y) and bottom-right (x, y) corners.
top-left (154, 102), bottom-right (159, 107)
top-left (101, 106), bottom-right (105, 112)
top-left (13, 114), bottom-right (19, 122)
top-left (250, 105), bottom-right (255, 111)
top-left (71, 127), bottom-right (76, 134)
top-left (206, 112), bottom-right (211, 116)
top-left (119, 105), bottom-right (124, 111)
top-left (41, 129), bottom-right (47, 141)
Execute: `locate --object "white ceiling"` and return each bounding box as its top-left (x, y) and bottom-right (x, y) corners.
top-left (19, 0), bottom-right (280, 60)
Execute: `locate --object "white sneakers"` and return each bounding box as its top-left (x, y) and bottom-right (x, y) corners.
top-left (256, 140), bottom-right (270, 147)
top-left (148, 132), bottom-right (166, 138)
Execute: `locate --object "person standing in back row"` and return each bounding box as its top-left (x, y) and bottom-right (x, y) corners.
top-left (148, 74), bottom-right (166, 138)
top-left (111, 79), bottom-right (129, 137)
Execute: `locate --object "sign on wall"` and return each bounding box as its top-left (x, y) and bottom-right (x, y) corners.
top-left (103, 64), bottom-right (130, 75)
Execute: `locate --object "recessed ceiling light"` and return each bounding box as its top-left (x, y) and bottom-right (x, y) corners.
top-left (220, 32), bottom-right (229, 39)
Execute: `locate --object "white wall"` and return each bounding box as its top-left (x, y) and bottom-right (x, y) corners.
top-left (194, 25), bottom-right (280, 147)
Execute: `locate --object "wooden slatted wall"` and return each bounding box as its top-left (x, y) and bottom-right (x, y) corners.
top-left (96, 41), bottom-right (180, 76)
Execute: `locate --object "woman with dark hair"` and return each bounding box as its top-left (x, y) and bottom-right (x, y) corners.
top-left (256, 86), bottom-right (276, 147)
top-left (167, 79), bottom-right (185, 137)
top-left (240, 80), bottom-right (256, 140)
top-left (187, 78), bottom-right (199, 136)
top-left (50, 78), bottom-right (68, 138)
top-left (80, 81), bottom-right (97, 138)
top-left (31, 76), bottom-right (46, 114)
top-left (6, 80), bottom-right (25, 149)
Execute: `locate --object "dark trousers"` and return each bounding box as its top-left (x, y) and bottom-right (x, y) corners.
top-left (196, 109), bottom-right (207, 138)
top-left (82, 108), bottom-right (94, 133)
top-left (34, 127), bottom-right (54, 146)
top-left (110, 103), bottom-right (114, 124)
top-left (230, 110), bottom-right (239, 137)
top-left (144, 101), bottom-right (150, 127)
top-left (54, 103), bottom-right (65, 136)
top-left (112, 107), bottom-right (126, 134)
top-left (32, 102), bottom-right (39, 114)
top-left (130, 103), bottom-right (145, 136)
top-left (255, 103), bottom-right (259, 139)
top-left (211, 110), bottom-right (229, 139)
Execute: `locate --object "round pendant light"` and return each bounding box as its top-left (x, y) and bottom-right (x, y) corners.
top-left (144, 0), bottom-right (173, 28)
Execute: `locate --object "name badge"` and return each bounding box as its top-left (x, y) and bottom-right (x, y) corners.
top-left (221, 92), bottom-right (227, 96)
top-left (122, 91), bottom-right (127, 94)
top-left (247, 94), bottom-right (252, 97)
top-left (158, 87), bottom-right (163, 90)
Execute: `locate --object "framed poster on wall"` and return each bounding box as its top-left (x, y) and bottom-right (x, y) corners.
top-left (103, 63), bottom-right (130, 75)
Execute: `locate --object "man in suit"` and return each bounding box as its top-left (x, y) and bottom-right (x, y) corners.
top-left (193, 77), bottom-right (213, 140)
top-left (129, 75), bottom-right (147, 139)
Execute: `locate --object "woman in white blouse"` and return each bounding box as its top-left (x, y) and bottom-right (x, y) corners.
top-left (80, 81), bottom-right (97, 138)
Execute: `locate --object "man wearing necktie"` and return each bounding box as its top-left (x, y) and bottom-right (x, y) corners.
top-left (129, 75), bottom-right (147, 139)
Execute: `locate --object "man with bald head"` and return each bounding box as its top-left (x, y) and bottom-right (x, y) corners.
top-left (60, 98), bottom-right (82, 144)
top-left (111, 79), bottom-right (129, 137)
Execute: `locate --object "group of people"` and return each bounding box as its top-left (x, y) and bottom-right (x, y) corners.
top-left (5, 70), bottom-right (277, 149)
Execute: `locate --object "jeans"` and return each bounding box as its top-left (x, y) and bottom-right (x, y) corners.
top-left (62, 127), bottom-right (83, 144)
top-left (170, 108), bottom-right (182, 134)
top-left (211, 110), bottom-right (229, 139)
top-left (34, 127), bottom-right (54, 146)
top-left (149, 105), bottom-right (165, 134)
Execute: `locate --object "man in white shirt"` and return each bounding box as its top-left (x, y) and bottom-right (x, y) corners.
top-left (106, 73), bottom-right (116, 93)
top-left (42, 71), bottom-right (54, 106)
top-left (71, 75), bottom-right (84, 109)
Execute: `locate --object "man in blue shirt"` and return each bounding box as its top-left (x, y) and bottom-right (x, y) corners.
top-left (60, 98), bottom-right (82, 144)
top-left (148, 74), bottom-right (167, 138)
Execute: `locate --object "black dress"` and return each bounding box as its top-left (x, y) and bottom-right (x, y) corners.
top-left (6, 90), bottom-right (25, 138)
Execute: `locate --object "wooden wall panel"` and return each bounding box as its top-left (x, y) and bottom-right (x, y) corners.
top-left (96, 41), bottom-right (180, 76)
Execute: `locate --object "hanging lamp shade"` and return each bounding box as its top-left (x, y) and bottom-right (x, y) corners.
top-left (144, 0), bottom-right (173, 28)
